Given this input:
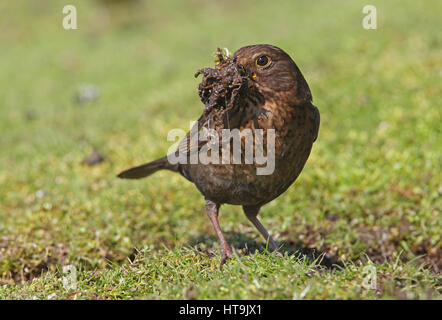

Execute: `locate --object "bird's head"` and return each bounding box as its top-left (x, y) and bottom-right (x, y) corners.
top-left (232, 44), bottom-right (312, 105)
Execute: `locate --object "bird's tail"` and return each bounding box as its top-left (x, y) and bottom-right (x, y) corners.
top-left (117, 156), bottom-right (177, 179)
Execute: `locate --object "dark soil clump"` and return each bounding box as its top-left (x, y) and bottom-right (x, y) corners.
top-left (194, 48), bottom-right (251, 127)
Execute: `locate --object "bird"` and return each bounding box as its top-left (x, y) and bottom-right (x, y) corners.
top-left (118, 44), bottom-right (320, 266)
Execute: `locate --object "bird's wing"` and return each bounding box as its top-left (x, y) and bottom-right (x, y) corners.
top-left (174, 114), bottom-right (209, 156)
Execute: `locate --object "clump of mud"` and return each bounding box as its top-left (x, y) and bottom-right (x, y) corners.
top-left (194, 48), bottom-right (251, 126)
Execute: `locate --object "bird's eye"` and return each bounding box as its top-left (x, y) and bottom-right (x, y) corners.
top-left (256, 55), bottom-right (271, 68)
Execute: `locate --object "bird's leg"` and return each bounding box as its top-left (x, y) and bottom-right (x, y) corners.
top-left (205, 199), bottom-right (233, 266)
top-left (243, 205), bottom-right (279, 251)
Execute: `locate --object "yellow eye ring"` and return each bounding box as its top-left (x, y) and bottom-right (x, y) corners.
top-left (256, 55), bottom-right (271, 68)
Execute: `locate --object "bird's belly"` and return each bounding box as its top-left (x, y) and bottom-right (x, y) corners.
top-left (180, 101), bottom-right (319, 206)
top-left (185, 133), bottom-right (314, 206)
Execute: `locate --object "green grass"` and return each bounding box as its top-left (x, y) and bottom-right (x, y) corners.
top-left (0, 0), bottom-right (440, 299)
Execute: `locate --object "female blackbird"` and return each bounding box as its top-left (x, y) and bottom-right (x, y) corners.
top-left (118, 44), bottom-right (320, 265)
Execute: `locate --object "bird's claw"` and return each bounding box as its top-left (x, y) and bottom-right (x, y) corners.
top-left (219, 245), bottom-right (233, 268)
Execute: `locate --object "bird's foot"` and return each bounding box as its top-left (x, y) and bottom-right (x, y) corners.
top-left (273, 249), bottom-right (283, 258)
top-left (219, 244), bottom-right (233, 268)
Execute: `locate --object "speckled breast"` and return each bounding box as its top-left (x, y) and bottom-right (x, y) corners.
top-left (180, 102), bottom-right (319, 206)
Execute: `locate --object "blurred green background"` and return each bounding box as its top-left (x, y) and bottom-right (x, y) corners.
top-left (0, 0), bottom-right (440, 299)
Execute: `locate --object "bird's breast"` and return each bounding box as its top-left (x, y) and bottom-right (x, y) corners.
top-left (181, 99), bottom-right (318, 206)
